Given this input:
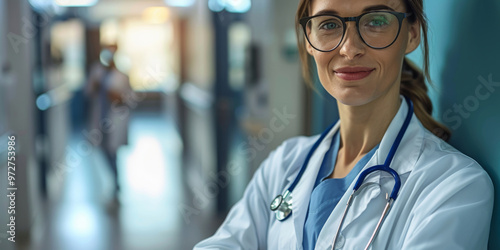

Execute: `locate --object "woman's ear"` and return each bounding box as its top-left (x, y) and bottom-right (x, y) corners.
top-left (306, 39), bottom-right (314, 55)
top-left (405, 20), bottom-right (421, 54)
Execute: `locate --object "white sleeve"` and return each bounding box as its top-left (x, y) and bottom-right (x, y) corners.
top-left (401, 163), bottom-right (494, 250)
top-left (193, 155), bottom-right (274, 249)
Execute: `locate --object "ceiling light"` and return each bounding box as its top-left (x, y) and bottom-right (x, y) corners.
top-left (54, 0), bottom-right (98, 7)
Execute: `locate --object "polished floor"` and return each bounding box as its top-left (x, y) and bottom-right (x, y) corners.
top-left (22, 110), bottom-right (223, 250)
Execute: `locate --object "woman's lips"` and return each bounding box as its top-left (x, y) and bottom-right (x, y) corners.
top-left (334, 67), bottom-right (375, 81)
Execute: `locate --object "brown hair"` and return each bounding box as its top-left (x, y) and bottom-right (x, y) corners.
top-left (295, 0), bottom-right (451, 141)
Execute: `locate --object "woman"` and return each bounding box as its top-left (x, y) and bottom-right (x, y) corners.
top-left (195, 0), bottom-right (494, 249)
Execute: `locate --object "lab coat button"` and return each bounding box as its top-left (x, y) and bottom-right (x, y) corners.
top-left (334, 234), bottom-right (345, 249)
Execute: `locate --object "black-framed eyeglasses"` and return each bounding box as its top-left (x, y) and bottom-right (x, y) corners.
top-left (299, 11), bottom-right (412, 52)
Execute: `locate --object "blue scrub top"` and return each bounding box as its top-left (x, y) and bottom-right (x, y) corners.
top-left (302, 131), bottom-right (379, 250)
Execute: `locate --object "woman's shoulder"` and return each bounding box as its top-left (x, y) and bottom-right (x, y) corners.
top-left (412, 128), bottom-right (492, 187)
top-left (257, 134), bottom-right (320, 188)
top-left (403, 129), bottom-right (494, 224)
top-left (419, 129), bottom-right (480, 167)
top-left (277, 134), bottom-right (320, 155)
top-left (264, 134), bottom-right (319, 169)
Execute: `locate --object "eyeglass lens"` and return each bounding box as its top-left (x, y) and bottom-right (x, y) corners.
top-left (305, 12), bottom-right (400, 51)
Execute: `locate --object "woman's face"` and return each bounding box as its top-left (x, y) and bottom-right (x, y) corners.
top-left (306, 0), bottom-right (420, 106)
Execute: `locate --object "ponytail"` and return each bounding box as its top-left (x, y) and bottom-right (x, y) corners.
top-left (401, 58), bottom-right (451, 141)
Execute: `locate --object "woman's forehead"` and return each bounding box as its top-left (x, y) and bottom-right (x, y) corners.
top-left (310, 0), bottom-right (405, 16)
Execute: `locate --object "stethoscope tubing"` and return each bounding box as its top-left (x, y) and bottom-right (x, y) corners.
top-left (271, 96), bottom-right (414, 224)
top-left (287, 122), bottom-right (336, 192)
top-left (353, 95), bottom-right (413, 200)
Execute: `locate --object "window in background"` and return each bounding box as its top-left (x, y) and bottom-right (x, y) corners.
top-left (100, 8), bottom-right (179, 92)
top-left (50, 19), bottom-right (85, 91)
top-left (228, 22), bottom-right (251, 91)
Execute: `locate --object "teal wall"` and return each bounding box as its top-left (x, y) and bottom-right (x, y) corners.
top-left (407, 0), bottom-right (500, 248)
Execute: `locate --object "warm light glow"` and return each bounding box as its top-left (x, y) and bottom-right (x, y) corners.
top-left (118, 18), bottom-right (178, 91)
top-left (142, 7), bottom-right (170, 24)
top-left (54, 0), bottom-right (98, 7)
top-left (50, 20), bottom-right (85, 90)
top-left (100, 19), bottom-right (119, 46)
top-left (229, 22), bottom-right (251, 90)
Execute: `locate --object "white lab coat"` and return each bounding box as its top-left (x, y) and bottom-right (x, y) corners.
top-left (195, 97), bottom-right (494, 250)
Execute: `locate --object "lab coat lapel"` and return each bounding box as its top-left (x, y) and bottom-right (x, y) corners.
top-left (315, 96), bottom-right (423, 249)
top-left (372, 96), bottom-right (421, 176)
top-left (288, 122), bottom-right (340, 248)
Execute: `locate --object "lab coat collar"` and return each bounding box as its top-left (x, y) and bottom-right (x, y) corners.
top-left (288, 95), bottom-right (422, 190)
top-left (288, 95), bottom-right (425, 249)
top-left (372, 95), bottom-right (423, 175)
top-left (315, 95), bottom-right (425, 249)
top-left (333, 96), bottom-right (424, 230)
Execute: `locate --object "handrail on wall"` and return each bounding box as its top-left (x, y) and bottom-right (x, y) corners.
top-left (179, 82), bottom-right (214, 112)
top-left (36, 84), bottom-right (74, 111)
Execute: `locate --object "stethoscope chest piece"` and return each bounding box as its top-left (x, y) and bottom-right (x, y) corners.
top-left (270, 190), bottom-right (292, 221)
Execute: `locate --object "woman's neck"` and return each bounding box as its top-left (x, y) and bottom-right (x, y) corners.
top-left (335, 93), bottom-right (401, 173)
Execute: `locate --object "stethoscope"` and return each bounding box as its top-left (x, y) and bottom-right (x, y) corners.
top-left (270, 96), bottom-right (413, 250)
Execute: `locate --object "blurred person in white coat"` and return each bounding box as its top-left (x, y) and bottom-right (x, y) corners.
top-left (85, 44), bottom-right (132, 197)
top-left (194, 0), bottom-right (494, 249)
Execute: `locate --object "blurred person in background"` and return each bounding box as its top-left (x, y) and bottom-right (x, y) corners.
top-left (85, 44), bottom-right (132, 200)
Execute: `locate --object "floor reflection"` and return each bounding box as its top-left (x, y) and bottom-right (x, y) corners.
top-left (25, 110), bottom-right (219, 250)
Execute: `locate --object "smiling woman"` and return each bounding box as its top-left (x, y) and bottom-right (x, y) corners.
top-left (298, 0), bottom-right (452, 141)
top-left (194, 0), bottom-right (494, 249)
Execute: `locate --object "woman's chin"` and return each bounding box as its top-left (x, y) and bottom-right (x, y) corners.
top-left (332, 92), bottom-right (374, 107)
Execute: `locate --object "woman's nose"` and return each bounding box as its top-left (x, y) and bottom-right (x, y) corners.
top-left (338, 23), bottom-right (365, 59)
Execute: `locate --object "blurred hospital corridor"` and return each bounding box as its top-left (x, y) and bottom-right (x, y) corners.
top-left (19, 107), bottom-right (223, 250)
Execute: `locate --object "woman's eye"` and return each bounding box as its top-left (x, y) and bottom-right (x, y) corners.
top-left (320, 22), bottom-right (338, 30)
top-left (368, 17), bottom-right (389, 26)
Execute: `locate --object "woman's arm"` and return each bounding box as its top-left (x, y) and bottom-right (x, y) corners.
top-left (401, 163), bottom-right (494, 249)
top-left (194, 156), bottom-right (274, 249)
